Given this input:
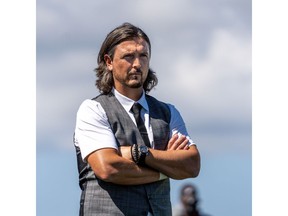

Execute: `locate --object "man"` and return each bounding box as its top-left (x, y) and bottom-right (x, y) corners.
top-left (173, 184), bottom-right (211, 216)
top-left (74, 22), bottom-right (200, 216)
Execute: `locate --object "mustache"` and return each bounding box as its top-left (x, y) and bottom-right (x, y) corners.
top-left (129, 69), bottom-right (142, 75)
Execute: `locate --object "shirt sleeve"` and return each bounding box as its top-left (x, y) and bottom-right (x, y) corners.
top-left (168, 104), bottom-right (196, 146)
top-left (74, 99), bottom-right (118, 161)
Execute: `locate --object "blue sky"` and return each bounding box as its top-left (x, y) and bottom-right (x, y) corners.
top-left (3, 1), bottom-right (288, 216)
top-left (35, 0), bottom-right (252, 215)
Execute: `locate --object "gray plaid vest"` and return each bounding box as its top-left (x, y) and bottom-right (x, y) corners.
top-left (75, 92), bottom-right (172, 216)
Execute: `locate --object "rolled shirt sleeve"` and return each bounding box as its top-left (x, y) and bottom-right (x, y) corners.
top-left (167, 104), bottom-right (195, 146)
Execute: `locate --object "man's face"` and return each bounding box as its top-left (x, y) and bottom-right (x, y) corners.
top-left (105, 37), bottom-right (150, 91)
top-left (182, 186), bottom-right (197, 207)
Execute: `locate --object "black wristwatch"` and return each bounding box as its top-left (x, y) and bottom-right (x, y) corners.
top-left (138, 145), bottom-right (149, 166)
top-left (131, 144), bottom-right (149, 166)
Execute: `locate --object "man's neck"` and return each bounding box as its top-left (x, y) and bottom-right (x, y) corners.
top-left (114, 86), bottom-right (144, 101)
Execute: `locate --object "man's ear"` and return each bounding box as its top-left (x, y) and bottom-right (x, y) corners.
top-left (104, 54), bottom-right (113, 71)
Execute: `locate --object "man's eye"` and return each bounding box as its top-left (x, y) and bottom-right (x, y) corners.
top-left (123, 54), bottom-right (134, 59)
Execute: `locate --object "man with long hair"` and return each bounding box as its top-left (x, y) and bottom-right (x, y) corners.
top-left (74, 22), bottom-right (200, 216)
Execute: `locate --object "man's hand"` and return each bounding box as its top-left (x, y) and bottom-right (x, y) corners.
top-left (167, 133), bottom-right (190, 150)
top-left (118, 134), bottom-right (200, 180)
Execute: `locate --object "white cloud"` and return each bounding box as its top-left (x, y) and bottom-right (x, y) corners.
top-left (37, 5), bottom-right (64, 42)
top-left (37, 50), bottom-right (100, 151)
top-left (152, 28), bottom-right (251, 124)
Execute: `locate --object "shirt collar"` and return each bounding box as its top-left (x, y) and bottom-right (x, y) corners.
top-left (112, 88), bottom-right (149, 113)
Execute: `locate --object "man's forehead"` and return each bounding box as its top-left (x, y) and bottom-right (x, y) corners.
top-left (117, 38), bottom-right (150, 51)
top-left (183, 187), bottom-right (196, 194)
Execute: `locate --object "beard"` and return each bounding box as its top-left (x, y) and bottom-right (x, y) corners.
top-left (129, 82), bottom-right (142, 88)
top-left (113, 69), bottom-right (147, 90)
top-left (123, 72), bottom-right (144, 88)
top-left (128, 74), bottom-right (143, 88)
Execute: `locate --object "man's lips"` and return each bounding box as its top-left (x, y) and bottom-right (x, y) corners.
top-left (129, 71), bottom-right (142, 78)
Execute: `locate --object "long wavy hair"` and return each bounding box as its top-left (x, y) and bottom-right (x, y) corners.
top-left (94, 22), bottom-right (158, 94)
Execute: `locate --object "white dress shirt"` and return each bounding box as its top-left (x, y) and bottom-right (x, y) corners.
top-left (74, 88), bottom-right (195, 161)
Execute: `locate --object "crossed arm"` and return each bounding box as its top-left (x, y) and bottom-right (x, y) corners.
top-left (86, 134), bottom-right (201, 185)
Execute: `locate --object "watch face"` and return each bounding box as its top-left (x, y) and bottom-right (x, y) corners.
top-left (140, 145), bottom-right (149, 154)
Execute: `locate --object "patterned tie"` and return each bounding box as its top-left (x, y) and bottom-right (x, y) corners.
top-left (131, 103), bottom-right (151, 147)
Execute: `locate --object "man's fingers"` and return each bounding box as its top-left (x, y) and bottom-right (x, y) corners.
top-left (167, 134), bottom-right (179, 150)
top-left (176, 138), bottom-right (189, 150)
top-left (167, 134), bottom-right (189, 150)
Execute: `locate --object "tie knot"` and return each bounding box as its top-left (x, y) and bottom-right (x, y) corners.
top-left (131, 103), bottom-right (142, 115)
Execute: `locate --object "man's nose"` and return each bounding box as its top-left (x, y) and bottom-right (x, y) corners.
top-left (132, 57), bottom-right (141, 69)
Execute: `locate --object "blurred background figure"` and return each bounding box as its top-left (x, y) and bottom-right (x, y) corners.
top-left (173, 183), bottom-right (211, 216)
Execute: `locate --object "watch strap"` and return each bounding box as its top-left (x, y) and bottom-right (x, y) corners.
top-left (138, 148), bottom-right (147, 166)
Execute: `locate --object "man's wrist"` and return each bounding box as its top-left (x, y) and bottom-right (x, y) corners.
top-left (138, 145), bottom-right (149, 166)
top-left (131, 144), bottom-right (149, 166)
